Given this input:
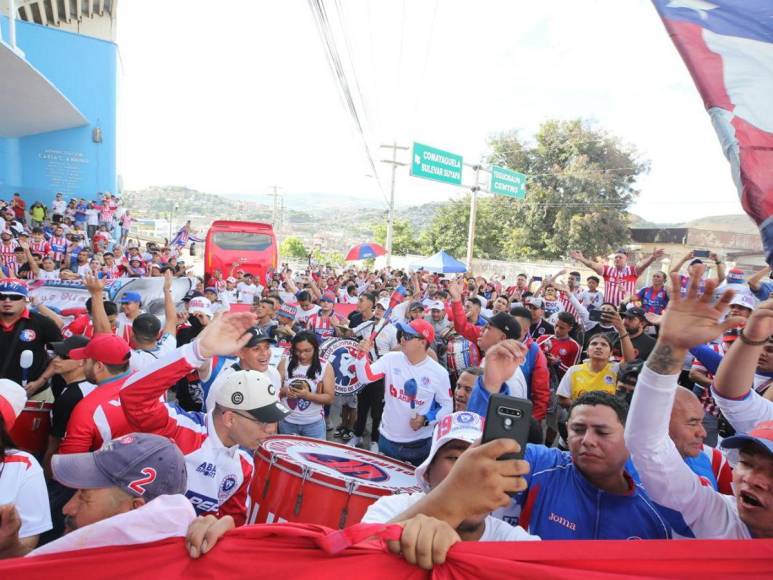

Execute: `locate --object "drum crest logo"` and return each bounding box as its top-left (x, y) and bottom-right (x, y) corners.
top-left (301, 452), bottom-right (388, 482)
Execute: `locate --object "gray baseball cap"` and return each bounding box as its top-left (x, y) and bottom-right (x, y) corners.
top-left (52, 433), bottom-right (187, 501)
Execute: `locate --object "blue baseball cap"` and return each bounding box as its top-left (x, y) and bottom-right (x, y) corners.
top-left (721, 421), bottom-right (773, 456)
top-left (120, 291), bottom-right (142, 304)
top-left (52, 433), bottom-right (187, 501)
top-left (0, 279), bottom-right (28, 297)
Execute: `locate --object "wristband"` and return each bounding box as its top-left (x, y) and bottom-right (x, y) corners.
top-left (618, 333), bottom-right (629, 339)
top-left (739, 328), bottom-right (768, 346)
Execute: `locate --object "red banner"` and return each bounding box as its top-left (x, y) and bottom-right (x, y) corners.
top-left (2, 522), bottom-right (772, 579)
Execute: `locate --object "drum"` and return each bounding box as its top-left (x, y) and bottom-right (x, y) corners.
top-left (248, 435), bottom-right (421, 529)
top-left (319, 338), bottom-right (363, 395)
top-left (9, 401), bottom-right (53, 457)
top-left (445, 335), bottom-right (481, 376)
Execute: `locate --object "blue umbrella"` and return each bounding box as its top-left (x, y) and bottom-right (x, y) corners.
top-left (412, 250), bottom-right (467, 273)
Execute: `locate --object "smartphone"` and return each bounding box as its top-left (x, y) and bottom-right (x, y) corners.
top-left (589, 309), bottom-right (603, 322)
top-left (693, 249), bottom-right (710, 258)
top-left (481, 394), bottom-right (533, 461)
top-left (531, 276), bottom-right (542, 282)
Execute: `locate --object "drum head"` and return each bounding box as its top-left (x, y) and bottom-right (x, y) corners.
top-left (319, 338), bottom-right (363, 395)
top-left (259, 436), bottom-right (421, 494)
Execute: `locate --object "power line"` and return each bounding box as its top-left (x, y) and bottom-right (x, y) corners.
top-left (307, 0), bottom-right (389, 207)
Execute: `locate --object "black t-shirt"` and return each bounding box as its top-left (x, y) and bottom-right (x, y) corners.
top-left (348, 310), bottom-right (364, 328)
top-left (0, 310), bottom-right (62, 384)
top-left (529, 319), bottom-right (554, 340)
top-left (51, 379), bottom-right (95, 438)
top-left (614, 332), bottom-right (656, 362)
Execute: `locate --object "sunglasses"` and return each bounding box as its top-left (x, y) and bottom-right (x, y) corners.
top-left (0, 294), bottom-right (25, 301)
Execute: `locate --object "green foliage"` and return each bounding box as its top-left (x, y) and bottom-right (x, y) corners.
top-left (280, 236), bottom-right (309, 260)
top-left (312, 248), bottom-right (345, 267)
top-left (372, 218), bottom-right (422, 255)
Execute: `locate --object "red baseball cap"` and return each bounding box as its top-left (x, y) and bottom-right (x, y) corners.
top-left (69, 334), bottom-right (131, 365)
top-left (397, 319), bottom-right (436, 344)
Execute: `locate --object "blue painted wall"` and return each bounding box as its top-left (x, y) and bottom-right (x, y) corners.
top-left (0, 15), bottom-right (117, 206)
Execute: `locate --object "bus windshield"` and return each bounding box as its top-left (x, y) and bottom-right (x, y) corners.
top-left (211, 231), bottom-right (273, 252)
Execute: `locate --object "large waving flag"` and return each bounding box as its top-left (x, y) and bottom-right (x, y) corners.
top-left (652, 1), bottom-right (773, 266)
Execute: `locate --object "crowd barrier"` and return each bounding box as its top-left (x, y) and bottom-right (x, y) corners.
top-left (2, 522), bottom-right (771, 579)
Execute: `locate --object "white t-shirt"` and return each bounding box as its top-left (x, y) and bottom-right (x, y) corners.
top-left (85, 208), bottom-right (99, 226)
top-left (367, 352), bottom-right (453, 443)
top-left (52, 199), bottom-right (66, 215)
top-left (36, 269), bottom-right (61, 280)
top-left (481, 357), bottom-right (529, 399)
top-left (0, 450), bottom-right (52, 538)
top-left (130, 333), bottom-right (178, 372)
top-left (236, 282), bottom-right (262, 304)
top-left (282, 361), bottom-right (328, 425)
top-left (295, 304), bottom-right (321, 325)
top-left (29, 494), bottom-right (195, 556)
top-left (362, 493), bottom-right (539, 542)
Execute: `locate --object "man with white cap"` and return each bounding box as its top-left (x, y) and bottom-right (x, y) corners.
top-left (362, 411), bottom-right (538, 569)
top-left (119, 312), bottom-right (290, 525)
top-left (0, 379), bottom-right (52, 557)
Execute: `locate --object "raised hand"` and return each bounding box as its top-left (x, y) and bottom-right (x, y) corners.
top-left (569, 250), bottom-right (584, 261)
top-left (482, 340), bottom-right (527, 391)
top-left (741, 297), bottom-right (773, 342)
top-left (447, 279), bottom-right (463, 302)
top-left (83, 273), bottom-right (105, 296)
top-left (163, 269), bottom-right (173, 292)
top-left (658, 269), bottom-right (745, 351)
top-left (196, 312), bottom-right (258, 359)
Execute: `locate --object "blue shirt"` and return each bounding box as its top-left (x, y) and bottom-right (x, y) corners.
top-left (754, 280), bottom-right (773, 301)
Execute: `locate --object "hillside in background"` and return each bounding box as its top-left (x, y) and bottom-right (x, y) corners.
top-left (124, 186), bottom-right (755, 252)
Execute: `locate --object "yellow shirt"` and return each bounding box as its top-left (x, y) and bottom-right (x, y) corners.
top-left (558, 361), bottom-right (619, 401)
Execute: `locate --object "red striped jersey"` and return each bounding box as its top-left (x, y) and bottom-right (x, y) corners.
top-left (306, 312), bottom-right (336, 342)
top-left (537, 334), bottom-right (581, 377)
top-left (602, 265), bottom-right (639, 306)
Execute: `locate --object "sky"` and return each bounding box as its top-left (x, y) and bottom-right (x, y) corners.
top-left (116, 0), bottom-right (747, 223)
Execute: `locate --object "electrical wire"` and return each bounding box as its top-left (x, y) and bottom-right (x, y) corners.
top-left (307, 0), bottom-right (389, 206)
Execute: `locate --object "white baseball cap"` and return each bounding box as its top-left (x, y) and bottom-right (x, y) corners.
top-left (215, 370), bottom-right (291, 423)
top-left (729, 293), bottom-right (756, 311)
top-left (414, 411), bottom-right (484, 491)
top-left (0, 379), bottom-right (26, 430)
top-left (427, 300), bottom-right (445, 311)
top-left (188, 296), bottom-right (214, 319)
top-left (376, 298), bottom-right (389, 310)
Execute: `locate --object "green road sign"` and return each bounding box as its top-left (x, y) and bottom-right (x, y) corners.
top-left (411, 142), bottom-right (463, 185)
top-left (490, 165), bottom-right (526, 199)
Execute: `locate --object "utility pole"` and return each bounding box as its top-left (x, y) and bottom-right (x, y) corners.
top-left (465, 165), bottom-right (481, 271)
top-left (267, 185), bottom-right (282, 228)
top-left (379, 142), bottom-right (408, 267)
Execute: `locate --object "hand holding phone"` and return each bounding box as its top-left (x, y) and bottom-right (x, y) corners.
top-left (481, 394), bottom-right (533, 461)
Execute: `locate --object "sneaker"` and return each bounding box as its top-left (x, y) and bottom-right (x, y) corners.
top-left (326, 421), bottom-right (333, 432)
top-left (334, 426), bottom-right (344, 438)
top-left (347, 435), bottom-right (361, 447)
top-left (369, 442), bottom-right (379, 453)
top-left (341, 429), bottom-right (353, 442)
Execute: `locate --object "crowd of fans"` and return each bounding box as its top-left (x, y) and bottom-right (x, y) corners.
top-left (1, 190), bottom-right (772, 569)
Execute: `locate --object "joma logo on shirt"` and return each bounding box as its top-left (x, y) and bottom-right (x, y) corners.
top-left (548, 512), bottom-right (576, 531)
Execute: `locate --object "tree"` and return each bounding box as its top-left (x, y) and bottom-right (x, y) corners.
top-left (417, 195), bottom-right (509, 260)
top-left (372, 218), bottom-right (421, 255)
top-left (280, 236), bottom-right (308, 260)
top-left (488, 119), bottom-right (647, 260)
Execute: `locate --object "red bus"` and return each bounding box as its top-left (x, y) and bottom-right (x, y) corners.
top-left (204, 221), bottom-right (277, 284)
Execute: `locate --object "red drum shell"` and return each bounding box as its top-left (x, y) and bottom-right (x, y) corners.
top-left (9, 401), bottom-right (52, 457)
top-left (248, 435), bottom-right (421, 529)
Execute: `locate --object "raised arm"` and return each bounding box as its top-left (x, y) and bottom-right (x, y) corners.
top-left (635, 248), bottom-right (664, 276)
top-left (746, 266), bottom-right (771, 293)
top-left (569, 250), bottom-right (604, 276)
top-left (83, 274), bottom-right (112, 334)
top-left (607, 310), bottom-right (636, 363)
top-left (709, 252), bottom-right (726, 284)
top-left (19, 240), bottom-right (40, 276)
top-left (162, 270), bottom-right (178, 336)
top-left (669, 251), bottom-right (693, 274)
top-left (714, 297), bottom-right (773, 403)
